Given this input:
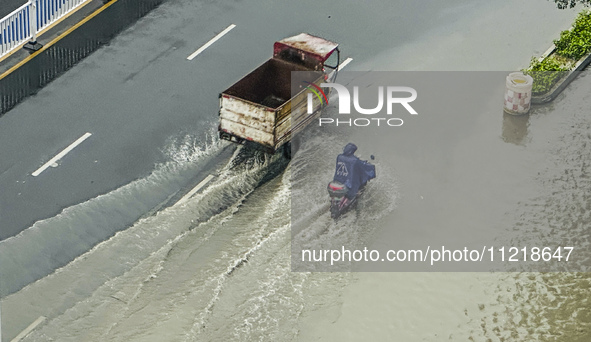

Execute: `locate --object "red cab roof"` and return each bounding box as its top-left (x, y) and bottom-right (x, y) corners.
top-left (274, 33), bottom-right (338, 63)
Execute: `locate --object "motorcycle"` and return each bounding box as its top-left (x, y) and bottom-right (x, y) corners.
top-left (327, 155), bottom-right (375, 219)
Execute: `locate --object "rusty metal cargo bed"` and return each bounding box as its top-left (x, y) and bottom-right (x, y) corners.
top-left (219, 58), bottom-right (324, 152)
top-left (218, 33), bottom-right (339, 154)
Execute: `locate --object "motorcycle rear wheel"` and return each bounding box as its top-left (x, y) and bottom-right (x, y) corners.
top-left (330, 202), bottom-right (340, 219)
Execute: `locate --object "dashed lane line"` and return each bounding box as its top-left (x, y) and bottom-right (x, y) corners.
top-left (175, 174), bottom-right (215, 205)
top-left (31, 132), bottom-right (92, 177)
top-left (187, 24), bottom-right (236, 61)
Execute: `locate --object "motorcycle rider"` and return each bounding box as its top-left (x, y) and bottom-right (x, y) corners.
top-left (333, 143), bottom-right (376, 200)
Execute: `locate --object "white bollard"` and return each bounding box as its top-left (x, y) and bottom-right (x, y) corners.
top-left (503, 72), bottom-right (533, 115)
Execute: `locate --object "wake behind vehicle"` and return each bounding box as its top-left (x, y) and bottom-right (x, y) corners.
top-left (327, 144), bottom-right (376, 219)
top-left (218, 33), bottom-right (340, 158)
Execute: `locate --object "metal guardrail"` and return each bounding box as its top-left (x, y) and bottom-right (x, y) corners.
top-left (0, 3), bottom-right (32, 57)
top-left (0, 0), bottom-right (87, 58)
top-left (36, 0), bottom-right (87, 32)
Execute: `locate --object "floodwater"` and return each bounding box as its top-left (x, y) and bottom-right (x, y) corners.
top-left (2, 0), bottom-right (591, 341)
top-left (4, 71), bottom-right (590, 341)
top-left (296, 71), bottom-right (591, 340)
top-left (292, 69), bottom-right (591, 339)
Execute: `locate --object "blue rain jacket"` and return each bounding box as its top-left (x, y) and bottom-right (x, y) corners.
top-left (333, 143), bottom-right (376, 198)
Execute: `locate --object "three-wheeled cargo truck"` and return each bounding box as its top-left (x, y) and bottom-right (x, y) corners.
top-left (218, 33), bottom-right (340, 157)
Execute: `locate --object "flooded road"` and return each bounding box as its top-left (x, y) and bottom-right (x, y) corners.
top-left (1, 0), bottom-right (590, 341)
top-left (5, 71), bottom-right (591, 341)
top-left (292, 70), bottom-right (591, 340)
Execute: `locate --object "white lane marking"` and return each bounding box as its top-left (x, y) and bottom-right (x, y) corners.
top-left (187, 24), bottom-right (236, 60)
top-left (337, 57), bottom-right (353, 71)
top-left (32, 132), bottom-right (92, 177)
top-left (176, 174), bottom-right (215, 205)
top-left (328, 57), bottom-right (353, 80)
top-left (11, 316), bottom-right (46, 342)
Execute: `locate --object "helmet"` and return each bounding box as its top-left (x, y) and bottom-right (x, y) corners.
top-left (343, 143), bottom-right (357, 156)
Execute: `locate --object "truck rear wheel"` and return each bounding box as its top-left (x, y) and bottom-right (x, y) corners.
top-left (283, 142), bottom-right (292, 159)
top-left (283, 135), bottom-right (301, 160)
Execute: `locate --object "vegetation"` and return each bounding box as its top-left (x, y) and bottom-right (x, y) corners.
top-left (553, 10), bottom-right (591, 59)
top-left (524, 56), bottom-right (570, 94)
top-left (554, 0), bottom-right (590, 10)
top-left (524, 10), bottom-right (591, 95)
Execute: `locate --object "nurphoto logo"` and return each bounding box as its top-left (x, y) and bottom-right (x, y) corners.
top-left (306, 82), bottom-right (419, 127)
